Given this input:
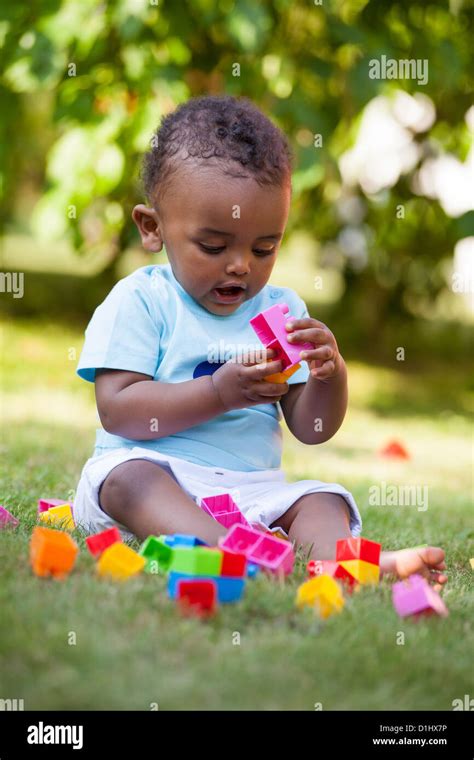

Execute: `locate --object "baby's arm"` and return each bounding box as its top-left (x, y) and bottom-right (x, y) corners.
top-left (95, 350), bottom-right (286, 440)
top-left (95, 369), bottom-right (226, 440)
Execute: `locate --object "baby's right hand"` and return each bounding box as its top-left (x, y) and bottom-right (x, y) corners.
top-left (210, 349), bottom-right (290, 412)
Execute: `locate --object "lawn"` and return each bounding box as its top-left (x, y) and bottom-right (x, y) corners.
top-left (1, 317), bottom-right (472, 710)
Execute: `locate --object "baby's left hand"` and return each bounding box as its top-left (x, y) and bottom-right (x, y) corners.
top-left (285, 317), bottom-right (343, 381)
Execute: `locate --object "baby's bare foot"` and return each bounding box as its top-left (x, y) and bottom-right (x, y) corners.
top-left (380, 546), bottom-right (447, 589)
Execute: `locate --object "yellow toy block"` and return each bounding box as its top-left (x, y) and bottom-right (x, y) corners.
top-left (296, 575), bottom-right (345, 619)
top-left (469, 558), bottom-right (474, 570)
top-left (97, 542), bottom-right (146, 580)
top-left (339, 559), bottom-right (380, 585)
top-left (263, 363), bottom-right (301, 384)
top-left (39, 504), bottom-right (75, 531)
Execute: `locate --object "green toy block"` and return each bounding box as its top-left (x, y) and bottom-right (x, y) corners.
top-left (169, 547), bottom-right (223, 576)
top-left (139, 535), bottom-right (173, 574)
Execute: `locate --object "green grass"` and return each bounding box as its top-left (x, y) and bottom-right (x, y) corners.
top-left (1, 318), bottom-right (473, 710)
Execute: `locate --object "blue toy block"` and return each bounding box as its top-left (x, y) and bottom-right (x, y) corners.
top-left (247, 562), bottom-right (260, 578)
top-left (168, 572), bottom-right (245, 603)
top-left (161, 534), bottom-right (208, 548)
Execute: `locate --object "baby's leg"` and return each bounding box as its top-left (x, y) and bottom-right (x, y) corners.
top-left (98, 459), bottom-right (227, 544)
top-left (272, 493), bottom-right (447, 585)
top-left (271, 492), bottom-right (352, 561)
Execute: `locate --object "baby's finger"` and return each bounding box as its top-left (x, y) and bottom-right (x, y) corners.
top-left (310, 360), bottom-right (335, 379)
top-left (254, 380), bottom-right (289, 398)
top-left (300, 345), bottom-right (334, 362)
top-left (250, 358), bottom-right (284, 379)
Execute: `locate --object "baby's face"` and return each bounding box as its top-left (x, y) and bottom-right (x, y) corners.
top-left (136, 164), bottom-right (291, 315)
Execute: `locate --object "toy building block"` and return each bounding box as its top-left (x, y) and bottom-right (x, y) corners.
top-left (30, 526), bottom-right (79, 579)
top-left (37, 498), bottom-right (70, 514)
top-left (161, 534), bottom-right (208, 548)
top-left (97, 542), bottom-right (145, 580)
top-left (247, 533), bottom-right (294, 575)
top-left (218, 524), bottom-right (262, 556)
top-left (307, 559), bottom-right (358, 591)
top-left (250, 303), bottom-right (313, 372)
top-left (139, 535), bottom-right (173, 573)
top-left (0, 506), bottom-right (19, 529)
top-left (220, 549), bottom-right (247, 578)
top-left (470, 559), bottom-right (474, 571)
top-left (296, 575), bottom-right (344, 619)
top-left (168, 572), bottom-right (245, 603)
top-left (336, 537), bottom-right (381, 566)
top-left (200, 493), bottom-right (251, 529)
top-left (169, 547), bottom-right (223, 576)
top-left (219, 524), bottom-right (294, 575)
top-left (39, 503), bottom-right (75, 531)
top-left (263, 362), bottom-right (301, 385)
top-left (176, 579), bottom-right (217, 617)
top-left (86, 527), bottom-right (122, 558)
top-left (247, 562), bottom-right (260, 578)
top-left (338, 559), bottom-right (380, 585)
top-left (392, 574), bottom-right (449, 618)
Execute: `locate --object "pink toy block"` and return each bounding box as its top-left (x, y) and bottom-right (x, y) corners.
top-left (200, 493), bottom-right (251, 529)
top-left (219, 524), bottom-right (262, 555)
top-left (37, 498), bottom-right (70, 514)
top-left (336, 537), bottom-right (381, 566)
top-left (250, 303), bottom-right (313, 371)
top-left (392, 574), bottom-right (449, 618)
top-left (0, 506), bottom-right (19, 529)
top-left (219, 524), bottom-right (294, 575)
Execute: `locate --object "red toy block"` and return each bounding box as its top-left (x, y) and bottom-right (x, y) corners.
top-left (176, 579), bottom-right (217, 617)
top-left (37, 498), bottom-right (70, 514)
top-left (0, 506), bottom-right (19, 529)
top-left (307, 559), bottom-right (358, 591)
top-left (220, 549), bottom-right (247, 577)
top-left (86, 527), bottom-right (122, 558)
top-left (336, 537), bottom-right (381, 566)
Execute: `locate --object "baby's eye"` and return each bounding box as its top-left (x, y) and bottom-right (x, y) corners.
top-left (199, 244), bottom-right (225, 253)
top-left (254, 248), bottom-right (276, 256)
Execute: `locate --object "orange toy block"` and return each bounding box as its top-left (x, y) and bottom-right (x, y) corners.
top-left (263, 362), bottom-right (301, 384)
top-left (30, 526), bottom-right (79, 579)
top-left (379, 439), bottom-right (410, 460)
top-left (39, 503), bottom-right (75, 531)
top-left (338, 559), bottom-right (380, 585)
top-left (97, 542), bottom-right (146, 580)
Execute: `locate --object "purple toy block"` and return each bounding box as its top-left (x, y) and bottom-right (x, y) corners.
top-left (250, 303), bottom-right (313, 371)
top-left (0, 506), bottom-right (19, 529)
top-left (37, 498), bottom-right (69, 514)
top-left (200, 494), bottom-right (250, 529)
top-left (218, 524), bottom-right (294, 575)
top-left (392, 573), bottom-right (449, 618)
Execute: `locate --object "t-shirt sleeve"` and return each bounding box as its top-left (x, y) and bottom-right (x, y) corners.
top-left (284, 290), bottom-right (311, 386)
top-left (77, 278), bottom-right (161, 383)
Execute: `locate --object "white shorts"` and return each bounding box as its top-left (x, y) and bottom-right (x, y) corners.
top-left (73, 447), bottom-right (362, 542)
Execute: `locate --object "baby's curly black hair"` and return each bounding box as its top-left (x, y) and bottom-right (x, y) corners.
top-left (141, 95), bottom-right (293, 205)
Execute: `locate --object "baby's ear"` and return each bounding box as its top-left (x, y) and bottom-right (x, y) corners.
top-left (132, 204), bottom-right (163, 252)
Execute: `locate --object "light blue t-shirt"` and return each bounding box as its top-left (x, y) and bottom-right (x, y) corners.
top-left (77, 263), bottom-right (310, 471)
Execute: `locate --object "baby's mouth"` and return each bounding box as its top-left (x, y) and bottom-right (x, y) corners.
top-left (211, 286), bottom-right (246, 303)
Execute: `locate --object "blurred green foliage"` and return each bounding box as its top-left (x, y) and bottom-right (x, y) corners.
top-left (0, 0), bottom-right (472, 330)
